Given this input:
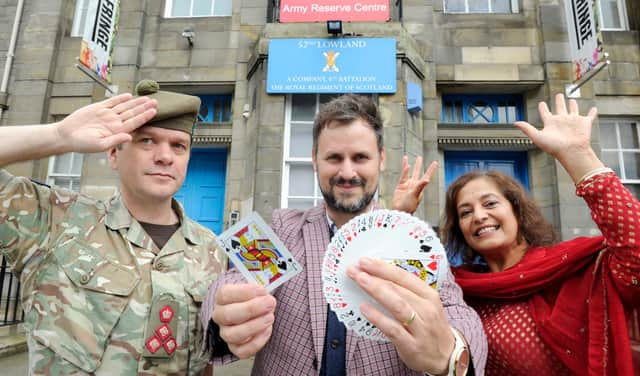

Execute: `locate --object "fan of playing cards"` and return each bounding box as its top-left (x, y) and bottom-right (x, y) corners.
top-left (322, 209), bottom-right (448, 342)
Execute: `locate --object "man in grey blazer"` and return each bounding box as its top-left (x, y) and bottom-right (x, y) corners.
top-left (201, 94), bottom-right (487, 375)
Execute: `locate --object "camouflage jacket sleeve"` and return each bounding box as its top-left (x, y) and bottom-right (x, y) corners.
top-left (0, 169), bottom-right (57, 275)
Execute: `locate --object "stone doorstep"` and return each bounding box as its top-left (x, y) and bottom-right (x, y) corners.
top-left (0, 324), bottom-right (26, 359)
top-left (0, 334), bottom-right (26, 359)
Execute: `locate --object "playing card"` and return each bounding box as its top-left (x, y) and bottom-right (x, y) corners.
top-left (217, 212), bottom-right (302, 292)
top-left (321, 209), bottom-right (448, 342)
top-left (384, 258), bottom-right (440, 289)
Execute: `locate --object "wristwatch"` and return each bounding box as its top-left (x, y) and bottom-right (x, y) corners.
top-left (448, 327), bottom-right (470, 376)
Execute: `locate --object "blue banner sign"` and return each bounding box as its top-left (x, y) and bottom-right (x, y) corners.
top-left (267, 38), bottom-right (396, 94)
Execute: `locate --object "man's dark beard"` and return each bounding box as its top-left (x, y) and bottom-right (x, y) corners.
top-left (320, 176), bottom-right (376, 214)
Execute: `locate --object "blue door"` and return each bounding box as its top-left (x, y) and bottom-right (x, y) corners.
top-left (175, 149), bottom-right (227, 234)
top-left (444, 151), bottom-right (529, 190)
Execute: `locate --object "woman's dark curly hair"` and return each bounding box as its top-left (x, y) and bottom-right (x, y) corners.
top-left (440, 170), bottom-right (558, 266)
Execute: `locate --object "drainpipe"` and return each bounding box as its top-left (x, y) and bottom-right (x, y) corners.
top-left (0, 0), bottom-right (26, 122)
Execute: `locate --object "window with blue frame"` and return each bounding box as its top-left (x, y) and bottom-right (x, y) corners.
top-left (442, 94), bottom-right (524, 124)
top-left (444, 151), bottom-right (530, 190)
top-left (198, 95), bottom-right (232, 123)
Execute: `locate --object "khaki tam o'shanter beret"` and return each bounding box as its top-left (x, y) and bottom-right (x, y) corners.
top-left (135, 79), bottom-right (201, 135)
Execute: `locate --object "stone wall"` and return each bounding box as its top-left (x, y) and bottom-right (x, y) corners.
top-left (1, 1), bottom-right (67, 178)
top-left (1, 0), bottom-right (638, 236)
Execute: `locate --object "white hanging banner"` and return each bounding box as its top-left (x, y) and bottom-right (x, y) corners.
top-left (79, 0), bottom-right (120, 83)
top-left (564, 0), bottom-right (600, 81)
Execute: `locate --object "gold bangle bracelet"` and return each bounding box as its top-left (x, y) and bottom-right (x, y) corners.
top-left (574, 167), bottom-right (613, 187)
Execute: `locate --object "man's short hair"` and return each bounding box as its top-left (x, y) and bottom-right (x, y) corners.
top-left (312, 94), bottom-right (383, 154)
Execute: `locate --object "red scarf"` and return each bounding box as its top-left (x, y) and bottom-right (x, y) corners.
top-left (453, 236), bottom-right (634, 375)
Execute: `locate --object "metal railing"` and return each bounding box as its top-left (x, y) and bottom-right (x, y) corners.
top-left (0, 256), bottom-right (23, 326)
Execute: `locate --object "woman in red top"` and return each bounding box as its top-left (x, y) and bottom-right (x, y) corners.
top-left (396, 94), bottom-right (639, 375)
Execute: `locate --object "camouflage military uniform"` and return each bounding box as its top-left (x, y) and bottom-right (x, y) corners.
top-left (0, 169), bottom-right (225, 375)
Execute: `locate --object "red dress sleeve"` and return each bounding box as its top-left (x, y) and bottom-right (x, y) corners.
top-left (576, 172), bottom-right (640, 305)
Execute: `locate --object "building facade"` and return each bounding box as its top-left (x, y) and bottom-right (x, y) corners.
top-left (0, 0), bottom-right (638, 238)
top-left (0, 0), bottom-right (639, 366)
